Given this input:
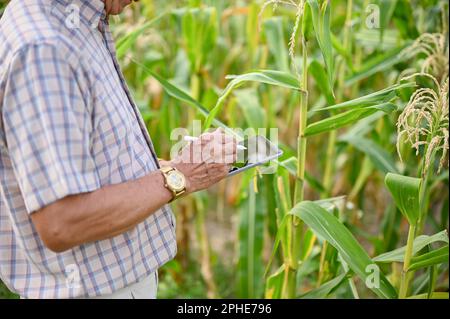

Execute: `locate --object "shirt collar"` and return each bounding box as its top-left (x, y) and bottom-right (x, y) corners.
top-left (57, 0), bottom-right (106, 26)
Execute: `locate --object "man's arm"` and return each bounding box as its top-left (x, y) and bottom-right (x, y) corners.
top-left (31, 170), bottom-right (173, 253)
top-left (31, 130), bottom-right (236, 253)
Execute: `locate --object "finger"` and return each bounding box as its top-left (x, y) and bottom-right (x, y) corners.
top-left (207, 143), bottom-right (226, 163)
top-left (227, 139), bottom-right (238, 152)
top-left (207, 142), bottom-right (236, 163)
top-left (189, 142), bottom-right (205, 164)
top-left (222, 142), bottom-right (237, 159)
top-left (201, 135), bottom-right (234, 154)
top-left (198, 133), bottom-right (214, 145)
top-left (222, 152), bottom-right (237, 164)
top-left (211, 128), bottom-right (231, 142)
top-left (218, 141), bottom-right (237, 156)
top-left (199, 136), bottom-right (236, 162)
top-left (220, 134), bottom-right (236, 144)
top-left (210, 130), bottom-right (235, 145)
top-left (199, 143), bottom-right (214, 163)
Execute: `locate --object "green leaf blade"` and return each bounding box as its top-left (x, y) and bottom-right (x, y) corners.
top-left (342, 135), bottom-right (399, 174)
top-left (296, 201), bottom-right (397, 299)
top-left (308, 0), bottom-right (335, 96)
top-left (300, 272), bottom-right (348, 299)
top-left (313, 82), bottom-right (415, 112)
top-left (408, 245), bottom-right (449, 271)
top-left (385, 173), bottom-right (422, 225)
top-left (305, 103), bottom-right (396, 137)
top-left (374, 230), bottom-right (449, 263)
top-left (204, 70), bottom-right (300, 130)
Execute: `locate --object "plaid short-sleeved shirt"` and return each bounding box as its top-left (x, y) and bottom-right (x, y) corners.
top-left (0, 0), bottom-right (177, 298)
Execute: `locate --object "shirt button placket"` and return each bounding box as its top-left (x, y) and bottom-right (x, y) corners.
top-left (98, 18), bottom-right (160, 170)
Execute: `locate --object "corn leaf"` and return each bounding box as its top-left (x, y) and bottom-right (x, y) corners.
top-left (181, 7), bottom-right (217, 71)
top-left (298, 201), bottom-right (398, 299)
top-left (264, 174), bottom-right (278, 239)
top-left (264, 18), bottom-right (290, 72)
top-left (393, 0), bottom-right (420, 39)
top-left (300, 228), bottom-right (317, 261)
top-left (278, 156), bottom-right (326, 193)
top-left (408, 245), bottom-right (449, 271)
top-left (137, 64), bottom-right (238, 136)
top-left (342, 135), bottom-right (398, 174)
top-left (309, 60), bottom-right (335, 105)
top-left (379, 0), bottom-right (398, 41)
top-left (374, 230), bottom-right (449, 263)
top-left (408, 292), bottom-right (449, 299)
top-left (331, 33), bottom-right (352, 71)
top-left (314, 196), bottom-right (348, 211)
top-left (385, 173), bottom-right (422, 225)
top-left (246, 2), bottom-right (260, 60)
top-left (225, 70), bottom-right (301, 91)
top-left (305, 103), bottom-right (396, 137)
top-left (427, 264), bottom-right (438, 299)
top-left (300, 272), bottom-right (348, 299)
top-left (237, 180), bottom-right (265, 298)
top-left (314, 82), bottom-right (415, 112)
top-left (233, 88), bottom-right (267, 129)
top-left (345, 45), bottom-right (407, 86)
top-left (265, 217), bottom-right (288, 279)
top-left (264, 266), bottom-right (284, 299)
top-left (339, 112), bottom-right (385, 140)
top-left (116, 13), bottom-right (166, 59)
top-left (308, 0), bottom-right (335, 96)
top-left (204, 70), bottom-right (301, 129)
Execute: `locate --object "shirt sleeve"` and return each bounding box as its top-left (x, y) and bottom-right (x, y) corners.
top-left (2, 42), bottom-right (101, 214)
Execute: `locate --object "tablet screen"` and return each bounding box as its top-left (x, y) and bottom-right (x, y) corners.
top-left (230, 135), bottom-right (282, 174)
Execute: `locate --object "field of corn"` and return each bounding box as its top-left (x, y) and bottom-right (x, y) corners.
top-left (0, 0), bottom-right (449, 299)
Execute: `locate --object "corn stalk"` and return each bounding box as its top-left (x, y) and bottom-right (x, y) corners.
top-left (284, 1), bottom-right (309, 299)
top-left (399, 223), bottom-right (416, 298)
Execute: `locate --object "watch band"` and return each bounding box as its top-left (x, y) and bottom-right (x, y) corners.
top-left (160, 166), bottom-right (175, 174)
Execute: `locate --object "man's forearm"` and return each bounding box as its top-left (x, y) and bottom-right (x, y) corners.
top-left (31, 170), bottom-right (173, 252)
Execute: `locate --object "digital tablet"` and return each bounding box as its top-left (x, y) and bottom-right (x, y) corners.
top-left (228, 135), bottom-right (283, 177)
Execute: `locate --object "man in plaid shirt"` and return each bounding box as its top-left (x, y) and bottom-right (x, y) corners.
top-left (0, 0), bottom-right (236, 298)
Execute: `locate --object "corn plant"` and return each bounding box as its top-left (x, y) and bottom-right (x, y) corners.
top-left (110, 0), bottom-right (448, 299)
top-left (2, 0), bottom-right (448, 300)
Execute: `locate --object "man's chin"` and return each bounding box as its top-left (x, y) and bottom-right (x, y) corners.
top-left (106, 0), bottom-right (133, 15)
top-left (108, 9), bottom-right (123, 15)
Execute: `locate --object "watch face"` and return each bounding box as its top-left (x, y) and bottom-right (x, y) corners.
top-left (167, 171), bottom-right (186, 191)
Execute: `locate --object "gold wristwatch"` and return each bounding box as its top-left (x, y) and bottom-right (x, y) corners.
top-left (160, 166), bottom-right (187, 202)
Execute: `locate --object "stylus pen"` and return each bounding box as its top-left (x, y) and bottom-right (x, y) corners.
top-left (183, 136), bottom-right (247, 150)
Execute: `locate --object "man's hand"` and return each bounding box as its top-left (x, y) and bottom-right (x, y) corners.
top-left (170, 129), bottom-right (237, 194)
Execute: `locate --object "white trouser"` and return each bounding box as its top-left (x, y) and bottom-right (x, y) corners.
top-left (20, 272), bottom-right (158, 299)
top-left (90, 272), bottom-right (158, 299)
